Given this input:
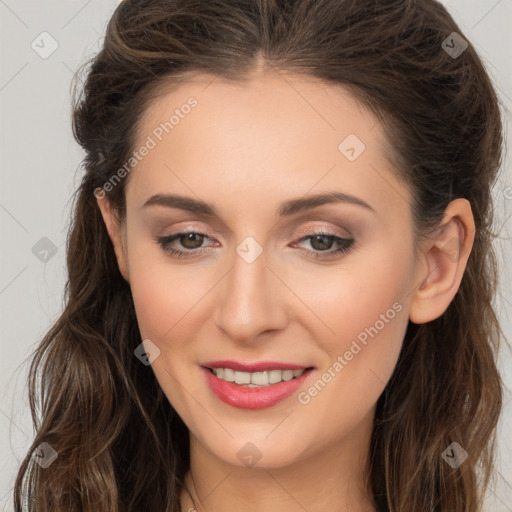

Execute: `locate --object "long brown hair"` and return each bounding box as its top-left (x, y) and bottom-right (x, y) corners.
top-left (13, 1), bottom-right (505, 510)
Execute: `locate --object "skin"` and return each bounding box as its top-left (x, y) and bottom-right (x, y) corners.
top-left (97, 70), bottom-right (475, 512)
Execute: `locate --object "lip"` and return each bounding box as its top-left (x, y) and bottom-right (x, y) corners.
top-left (201, 365), bottom-right (315, 410)
top-left (201, 360), bottom-right (310, 372)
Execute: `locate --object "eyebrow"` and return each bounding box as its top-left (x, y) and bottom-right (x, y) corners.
top-left (141, 191), bottom-right (375, 217)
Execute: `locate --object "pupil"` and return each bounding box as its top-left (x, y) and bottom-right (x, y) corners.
top-left (312, 235), bottom-right (332, 251)
top-left (182, 233), bottom-right (203, 249)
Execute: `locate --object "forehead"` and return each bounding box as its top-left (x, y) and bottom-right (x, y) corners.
top-left (127, 72), bottom-right (411, 221)
top-left (138, 71), bottom-right (380, 148)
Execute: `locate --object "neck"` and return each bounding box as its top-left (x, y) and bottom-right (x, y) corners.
top-left (180, 408), bottom-right (377, 512)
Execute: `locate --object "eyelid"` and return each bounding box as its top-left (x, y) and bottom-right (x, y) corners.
top-left (294, 224), bottom-right (352, 240)
top-left (161, 223), bottom-right (351, 244)
top-left (157, 223), bottom-right (355, 260)
top-left (161, 224), bottom-right (213, 238)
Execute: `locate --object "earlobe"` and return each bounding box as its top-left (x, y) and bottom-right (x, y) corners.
top-left (96, 196), bottom-right (130, 282)
top-left (409, 198), bottom-right (475, 324)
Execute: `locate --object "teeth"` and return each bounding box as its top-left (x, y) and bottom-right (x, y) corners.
top-left (268, 369), bottom-right (283, 384)
top-left (234, 371), bottom-right (251, 385)
top-left (222, 368), bottom-right (235, 382)
top-left (282, 370), bottom-right (294, 381)
top-left (251, 371), bottom-right (269, 385)
top-left (211, 367), bottom-right (306, 387)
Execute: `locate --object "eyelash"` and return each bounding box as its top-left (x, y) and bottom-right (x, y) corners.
top-left (156, 229), bottom-right (355, 260)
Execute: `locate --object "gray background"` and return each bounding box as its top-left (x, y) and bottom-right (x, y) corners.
top-left (0, 0), bottom-right (511, 510)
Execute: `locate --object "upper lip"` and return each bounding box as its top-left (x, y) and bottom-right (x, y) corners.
top-left (201, 360), bottom-right (313, 372)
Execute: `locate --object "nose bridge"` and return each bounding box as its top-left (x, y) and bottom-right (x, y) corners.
top-left (214, 237), bottom-right (288, 341)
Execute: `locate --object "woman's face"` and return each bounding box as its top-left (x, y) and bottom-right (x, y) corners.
top-left (104, 72), bottom-right (421, 468)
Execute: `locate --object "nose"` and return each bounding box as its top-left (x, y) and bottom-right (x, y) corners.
top-left (213, 243), bottom-right (289, 344)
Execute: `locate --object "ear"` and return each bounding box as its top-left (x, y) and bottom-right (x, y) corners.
top-left (96, 196), bottom-right (130, 282)
top-left (409, 198), bottom-right (475, 324)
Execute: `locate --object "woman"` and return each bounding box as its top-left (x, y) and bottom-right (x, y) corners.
top-left (14, 0), bottom-right (505, 511)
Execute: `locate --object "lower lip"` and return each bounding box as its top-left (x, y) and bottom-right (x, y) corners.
top-left (201, 366), bottom-right (314, 410)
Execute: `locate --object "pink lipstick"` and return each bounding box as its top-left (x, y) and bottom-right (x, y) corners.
top-left (201, 360), bottom-right (314, 409)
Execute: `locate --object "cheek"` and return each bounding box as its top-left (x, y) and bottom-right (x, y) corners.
top-left (128, 258), bottom-right (208, 414)
top-left (126, 244), bottom-right (215, 398)
top-left (130, 271), bottom-right (180, 341)
top-left (293, 243), bottom-right (411, 350)
top-left (127, 239), bottom-right (209, 341)
top-left (292, 250), bottom-right (411, 420)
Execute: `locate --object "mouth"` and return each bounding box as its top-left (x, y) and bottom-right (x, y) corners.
top-left (200, 362), bottom-right (316, 410)
top-left (203, 366), bottom-right (313, 387)
top-left (201, 359), bottom-right (314, 385)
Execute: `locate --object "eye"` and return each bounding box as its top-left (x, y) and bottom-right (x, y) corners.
top-left (156, 229), bottom-right (355, 260)
top-left (292, 230), bottom-right (355, 259)
top-left (156, 230), bottom-right (216, 258)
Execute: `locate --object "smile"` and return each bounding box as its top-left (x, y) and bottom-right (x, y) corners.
top-left (201, 365), bottom-right (315, 409)
top-left (207, 367), bottom-right (306, 387)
